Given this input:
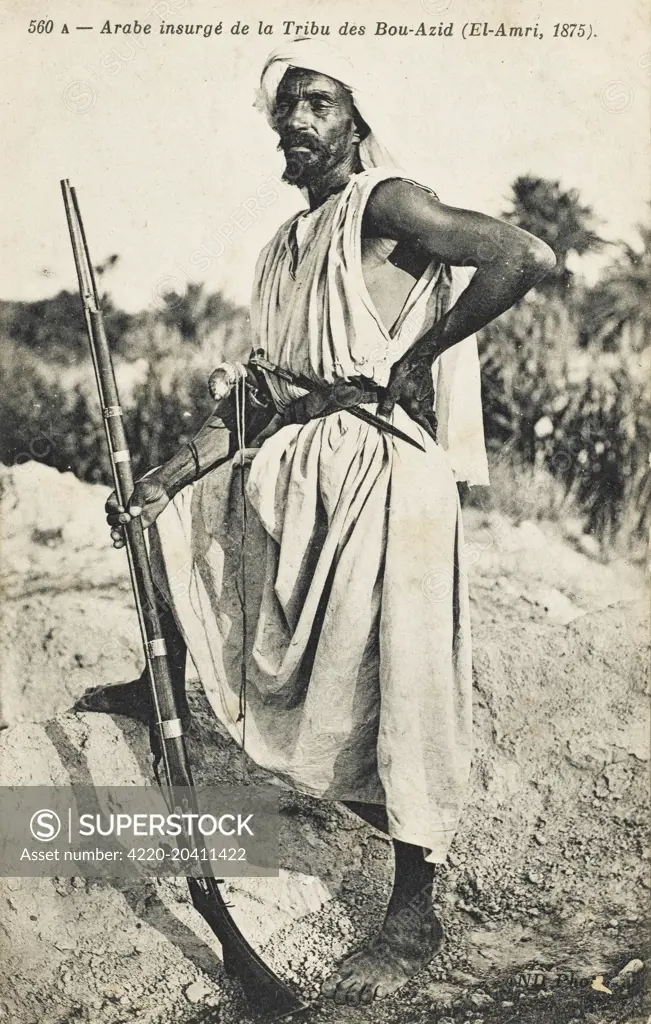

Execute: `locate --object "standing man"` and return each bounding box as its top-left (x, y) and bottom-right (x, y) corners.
top-left (78, 39), bottom-right (554, 1006)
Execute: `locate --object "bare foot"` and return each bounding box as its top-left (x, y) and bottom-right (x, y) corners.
top-left (321, 896), bottom-right (444, 1005)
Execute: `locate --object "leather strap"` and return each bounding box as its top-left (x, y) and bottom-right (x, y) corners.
top-left (282, 378), bottom-right (381, 426)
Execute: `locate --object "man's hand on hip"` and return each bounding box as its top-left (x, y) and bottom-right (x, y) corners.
top-left (378, 355), bottom-right (438, 443)
top-left (378, 354), bottom-right (434, 414)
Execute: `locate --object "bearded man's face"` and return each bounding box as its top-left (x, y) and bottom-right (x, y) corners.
top-left (272, 69), bottom-right (360, 187)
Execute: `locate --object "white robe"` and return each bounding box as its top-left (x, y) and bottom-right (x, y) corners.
top-left (153, 168), bottom-right (481, 861)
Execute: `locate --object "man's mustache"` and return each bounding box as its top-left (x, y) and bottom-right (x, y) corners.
top-left (277, 133), bottom-right (324, 155)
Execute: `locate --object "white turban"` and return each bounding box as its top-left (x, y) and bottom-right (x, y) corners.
top-left (254, 36), bottom-right (398, 170)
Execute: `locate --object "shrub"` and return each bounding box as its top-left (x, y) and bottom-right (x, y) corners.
top-left (479, 294), bottom-right (650, 550)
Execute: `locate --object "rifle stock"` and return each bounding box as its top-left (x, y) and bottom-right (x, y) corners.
top-left (61, 179), bottom-right (306, 1019)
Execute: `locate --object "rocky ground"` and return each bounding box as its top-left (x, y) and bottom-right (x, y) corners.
top-left (0, 462), bottom-right (649, 1024)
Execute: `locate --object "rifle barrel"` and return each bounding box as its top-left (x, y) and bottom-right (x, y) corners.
top-left (61, 179), bottom-right (182, 788)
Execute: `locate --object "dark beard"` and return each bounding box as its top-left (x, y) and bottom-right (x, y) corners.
top-left (278, 134), bottom-right (330, 187)
top-left (282, 154), bottom-right (322, 187)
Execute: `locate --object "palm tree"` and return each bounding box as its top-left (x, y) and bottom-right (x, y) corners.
top-left (504, 176), bottom-right (605, 296)
top-left (582, 223), bottom-right (651, 353)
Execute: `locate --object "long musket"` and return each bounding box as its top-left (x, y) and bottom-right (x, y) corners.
top-left (61, 180), bottom-right (306, 1020)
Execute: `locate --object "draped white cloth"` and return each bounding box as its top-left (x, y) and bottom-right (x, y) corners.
top-left (153, 167), bottom-right (478, 861)
top-left (254, 36), bottom-right (489, 487)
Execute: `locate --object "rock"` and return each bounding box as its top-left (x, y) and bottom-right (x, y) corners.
top-left (449, 970), bottom-right (481, 987)
top-left (470, 990), bottom-right (494, 1009)
top-left (528, 585), bottom-right (585, 625)
top-left (423, 983), bottom-right (457, 1009)
top-left (54, 939), bottom-right (77, 952)
top-left (594, 777), bottom-right (610, 799)
top-left (610, 959), bottom-right (644, 988)
top-left (184, 979), bottom-right (213, 1004)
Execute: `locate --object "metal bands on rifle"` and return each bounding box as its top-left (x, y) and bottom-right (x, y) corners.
top-left (146, 638), bottom-right (167, 658)
top-left (112, 450), bottom-right (131, 463)
top-left (103, 405), bottom-right (123, 419)
top-left (160, 718), bottom-right (184, 739)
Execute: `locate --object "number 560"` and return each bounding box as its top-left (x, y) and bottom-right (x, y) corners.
top-left (29, 19), bottom-right (54, 33)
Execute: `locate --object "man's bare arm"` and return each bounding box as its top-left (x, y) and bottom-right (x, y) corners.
top-left (363, 178), bottom-right (556, 369)
top-left (155, 401), bottom-right (283, 498)
top-left (158, 408), bottom-right (233, 496)
top-left (105, 389), bottom-right (283, 548)
top-left (104, 406), bottom-right (233, 548)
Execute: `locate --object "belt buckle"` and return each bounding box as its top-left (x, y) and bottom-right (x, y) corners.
top-left (331, 379), bottom-right (369, 410)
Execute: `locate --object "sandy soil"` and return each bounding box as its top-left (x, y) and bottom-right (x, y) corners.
top-left (0, 462), bottom-right (648, 1024)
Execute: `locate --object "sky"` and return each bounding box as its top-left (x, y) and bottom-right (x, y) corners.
top-left (0, 0), bottom-right (649, 313)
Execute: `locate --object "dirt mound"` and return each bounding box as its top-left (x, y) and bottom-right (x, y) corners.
top-left (0, 463), bottom-right (139, 729)
top-left (0, 461), bottom-right (124, 592)
top-left (0, 710), bottom-right (349, 1024)
top-left (0, 463), bottom-right (648, 1023)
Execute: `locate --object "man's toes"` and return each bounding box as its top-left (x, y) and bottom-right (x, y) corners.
top-left (333, 976), bottom-right (361, 1005)
top-left (322, 950), bottom-right (364, 998)
top-left (343, 980), bottom-right (368, 1006)
top-left (374, 982), bottom-right (389, 999)
top-left (321, 973), bottom-right (344, 998)
top-left (359, 982), bottom-right (377, 1005)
